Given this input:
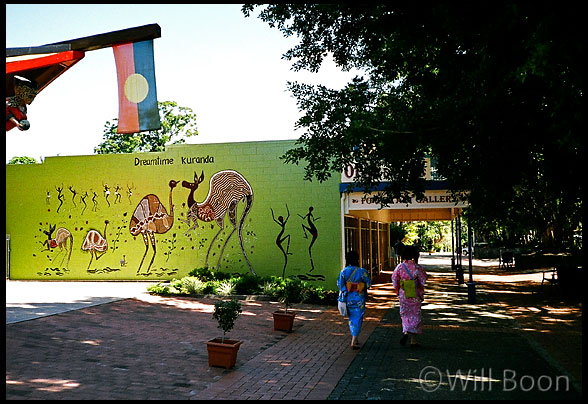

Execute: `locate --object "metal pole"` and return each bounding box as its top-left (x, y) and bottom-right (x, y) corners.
top-left (456, 215), bottom-right (464, 284)
top-left (468, 215), bottom-right (473, 283)
top-left (451, 218), bottom-right (455, 272)
top-left (466, 212), bottom-right (476, 303)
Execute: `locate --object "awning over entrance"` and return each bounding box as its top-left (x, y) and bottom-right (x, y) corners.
top-left (348, 207), bottom-right (460, 222)
top-left (342, 187), bottom-right (468, 221)
top-left (340, 178), bottom-right (470, 276)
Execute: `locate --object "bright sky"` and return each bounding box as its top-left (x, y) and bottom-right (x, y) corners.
top-left (6, 4), bottom-right (360, 163)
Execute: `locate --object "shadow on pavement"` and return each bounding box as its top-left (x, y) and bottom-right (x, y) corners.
top-left (329, 255), bottom-right (582, 400)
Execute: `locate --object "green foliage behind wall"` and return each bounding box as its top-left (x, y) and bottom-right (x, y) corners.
top-left (6, 140), bottom-right (342, 288)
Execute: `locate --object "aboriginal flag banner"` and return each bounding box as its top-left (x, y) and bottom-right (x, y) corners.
top-left (113, 40), bottom-right (160, 133)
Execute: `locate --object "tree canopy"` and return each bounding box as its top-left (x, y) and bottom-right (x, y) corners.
top-left (94, 101), bottom-right (198, 154)
top-left (7, 156), bottom-right (38, 164)
top-left (243, 4), bottom-right (583, 251)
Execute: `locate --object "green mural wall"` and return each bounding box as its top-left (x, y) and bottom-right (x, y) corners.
top-left (6, 140), bottom-right (342, 288)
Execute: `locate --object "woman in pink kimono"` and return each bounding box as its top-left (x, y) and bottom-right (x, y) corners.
top-left (392, 245), bottom-right (427, 347)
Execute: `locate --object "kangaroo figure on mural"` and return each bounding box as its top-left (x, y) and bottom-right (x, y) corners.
top-left (182, 170), bottom-right (255, 274)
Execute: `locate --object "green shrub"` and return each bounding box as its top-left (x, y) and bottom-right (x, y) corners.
top-left (233, 273), bottom-right (263, 295)
top-left (168, 278), bottom-right (183, 294)
top-left (181, 276), bottom-right (206, 294)
top-left (281, 278), bottom-right (303, 311)
top-left (147, 282), bottom-right (170, 295)
top-left (188, 266), bottom-right (232, 282)
top-left (216, 279), bottom-right (237, 296)
top-left (147, 270), bottom-right (338, 305)
top-left (213, 299), bottom-right (242, 342)
top-left (188, 266), bottom-right (214, 281)
top-left (260, 280), bottom-right (280, 297)
top-left (301, 286), bottom-right (323, 304)
top-left (203, 280), bottom-right (219, 295)
top-left (215, 271), bottom-right (232, 281)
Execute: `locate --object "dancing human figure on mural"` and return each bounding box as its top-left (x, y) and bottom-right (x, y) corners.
top-left (271, 204), bottom-right (292, 279)
top-left (91, 190), bottom-right (98, 212)
top-left (129, 179), bottom-right (179, 274)
top-left (103, 183), bottom-right (111, 207)
top-left (114, 184), bottom-right (122, 204)
top-left (82, 220), bottom-right (109, 269)
top-left (299, 206), bottom-right (319, 271)
top-left (68, 185), bottom-right (77, 207)
top-left (182, 170), bottom-right (255, 274)
top-left (80, 191), bottom-right (88, 214)
top-left (43, 224), bottom-right (73, 267)
top-left (55, 185), bottom-right (65, 213)
top-left (127, 183), bottom-right (134, 205)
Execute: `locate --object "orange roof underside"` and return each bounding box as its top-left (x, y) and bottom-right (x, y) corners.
top-left (6, 50), bottom-right (85, 94)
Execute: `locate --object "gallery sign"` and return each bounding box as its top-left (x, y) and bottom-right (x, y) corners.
top-left (343, 190), bottom-right (468, 211)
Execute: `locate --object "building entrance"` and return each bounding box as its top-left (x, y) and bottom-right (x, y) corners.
top-left (340, 188), bottom-right (468, 280)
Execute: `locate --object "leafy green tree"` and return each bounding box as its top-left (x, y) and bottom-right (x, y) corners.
top-left (7, 156), bottom-right (38, 164)
top-left (94, 101), bottom-right (198, 154)
top-left (213, 299), bottom-right (242, 343)
top-left (398, 221), bottom-right (452, 252)
top-left (243, 4), bottom-right (582, 251)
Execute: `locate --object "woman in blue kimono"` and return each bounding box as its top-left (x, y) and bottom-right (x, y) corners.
top-left (337, 250), bottom-right (371, 349)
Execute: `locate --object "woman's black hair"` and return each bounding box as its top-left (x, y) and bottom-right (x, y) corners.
top-left (401, 245), bottom-right (417, 261)
top-left (346, 250), bottom-right (359, 267)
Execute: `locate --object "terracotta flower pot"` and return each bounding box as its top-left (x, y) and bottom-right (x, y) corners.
top-left (206, 338), bottom-right (243, 369)
top-left (273, 310), bottom-right (296, 333)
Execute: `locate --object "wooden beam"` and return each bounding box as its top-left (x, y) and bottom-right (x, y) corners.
top-left (48, 23), bottom-right (161, 52)
top-left (6, 44), bottom-right (71, 57)
top-left (46, 23), bottom-right (161, 52)
top-left (6, 24), bottom-right (161, 57)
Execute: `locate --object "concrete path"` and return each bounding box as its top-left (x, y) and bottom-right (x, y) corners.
top-left (6, 281), bottom-right (156, 324)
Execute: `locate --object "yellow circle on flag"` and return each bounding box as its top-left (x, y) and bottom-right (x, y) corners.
top-left (124, 73), bottom-right (149, 103)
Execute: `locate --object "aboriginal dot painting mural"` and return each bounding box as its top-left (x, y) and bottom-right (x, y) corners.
top-left (6, 140), bottom-right (342, 287)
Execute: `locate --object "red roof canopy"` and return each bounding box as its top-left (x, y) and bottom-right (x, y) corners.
top-left (6, 24), bottom-right (160, 97)
top-left (6, 51), bottom-right (85, 95)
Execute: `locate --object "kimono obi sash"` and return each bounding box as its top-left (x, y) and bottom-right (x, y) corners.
top-left (345, 267), bottom-right (365, 293)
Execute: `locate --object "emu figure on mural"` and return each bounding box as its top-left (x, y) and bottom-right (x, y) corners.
top-left (82, 220), bottom-right (109, 269)
top-left (129, 180), bottom-right (179, 274)
top-left (182, 170), bottom-right (255, 274)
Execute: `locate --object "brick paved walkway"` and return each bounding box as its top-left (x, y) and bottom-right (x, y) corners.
top-left (191, 307), bottom-right (382, 400)
top-left (6, 256), bottom-right (582, 400)
top-left (6, 293), bottom-right (385, 400)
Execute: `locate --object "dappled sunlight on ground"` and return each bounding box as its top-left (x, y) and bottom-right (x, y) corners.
top-left (135, 293), bottom-right (216, 313)
top-left (6, 375), bottom-right (81, 393)
top-left (369, 254), bottom-right (582, 386)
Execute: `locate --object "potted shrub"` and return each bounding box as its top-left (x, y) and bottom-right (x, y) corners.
top-left (206, 299), bottom-right (243, 369)
top-left (272, 278), bottom-right (298, 332)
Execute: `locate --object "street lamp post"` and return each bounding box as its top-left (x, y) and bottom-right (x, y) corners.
top-left (466, 212), bottom-right (476, 303)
